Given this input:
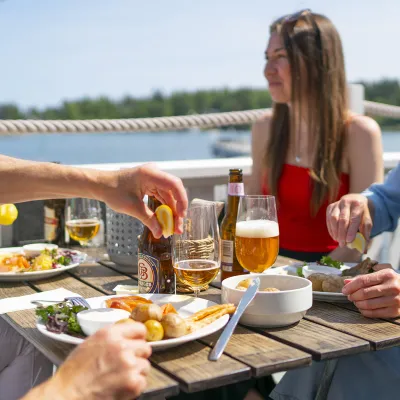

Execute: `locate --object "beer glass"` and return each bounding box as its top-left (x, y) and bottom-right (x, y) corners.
top-left (65, 198), bottom-right (101, 246)
top-left (235, 195), bottom-right (279, 273)
top-left (172, 204), bottom-right (221, 297)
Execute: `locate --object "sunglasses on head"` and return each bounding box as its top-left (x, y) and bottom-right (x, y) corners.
top-left (283, 8), bottom-right (311, 24)
top-left (282, 9), bottom-right (322, 53)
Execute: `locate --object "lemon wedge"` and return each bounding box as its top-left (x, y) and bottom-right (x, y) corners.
top-left (155, 205), bottom-right (174, 238)
top-left (347, 232), bottom-right (366, 254)
top-left (0, 204), bottom-right (18, 225)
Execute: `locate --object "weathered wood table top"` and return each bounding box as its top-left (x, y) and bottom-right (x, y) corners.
top-left (1, 250), bottom-right (400, 399)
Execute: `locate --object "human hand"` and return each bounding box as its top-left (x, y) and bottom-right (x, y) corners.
top-left (342, 265), bottom-right (400, 318)
top-left (46, 322), bottom-right (152, 400)
top-left (101, 163), bottom-right (188, 238)
top-left (326, 194), bottom-right (372, 247)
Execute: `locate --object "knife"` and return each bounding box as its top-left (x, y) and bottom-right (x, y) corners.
top-left (208, 277), bottom-right (260, 361)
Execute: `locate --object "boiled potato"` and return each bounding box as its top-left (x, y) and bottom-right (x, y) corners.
top-left (308, 273), bottom-right (327, 292)
top-left (161, 313), bottom-right (187, 338)
top-left (144, 320), bottom-right (164, 341)
top-left (236, 278), bottom-right (253, 290)
top-left (322, 275), bottom-right (346, 293)
top-left (131, 303), bottom-right (163, 322)
top-left (115, 318), bottom-right (136, 325)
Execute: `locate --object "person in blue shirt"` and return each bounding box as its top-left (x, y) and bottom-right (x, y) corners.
top-left (326, 163), bottom-right (400, 319)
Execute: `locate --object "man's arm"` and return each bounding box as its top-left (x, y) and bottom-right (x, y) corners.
top-left (0, 155), bottom-right (105, 203)
top-left (362, 163), bottom-right (400, 237)
top-left (0, 155), bottom-right (188, 238)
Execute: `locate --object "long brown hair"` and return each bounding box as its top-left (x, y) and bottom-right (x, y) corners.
top-left (265, 11), bottom-right (348, 215)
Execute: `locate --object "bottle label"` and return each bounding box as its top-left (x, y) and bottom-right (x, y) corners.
top-left (44, 206), bottom-right (58, 241)
top-left (138, 252), bottom-right (159, 293)
top-left (221, 240), bottom-right (234, 272)
top-left (228, 182), bottom-right (244, 196)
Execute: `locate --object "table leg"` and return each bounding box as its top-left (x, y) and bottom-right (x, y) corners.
top-left (315, 359), bottom-right (338, 400)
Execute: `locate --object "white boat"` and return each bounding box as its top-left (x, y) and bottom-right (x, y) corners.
top-left (212, 138), bottom-right (251, 157)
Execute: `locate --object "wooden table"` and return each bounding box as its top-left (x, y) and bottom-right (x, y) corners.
top-left (2, 251), bottom-right (400, 399)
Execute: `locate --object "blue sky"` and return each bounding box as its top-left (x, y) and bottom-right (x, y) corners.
top-left (1, 0), bottom-right (398, 109)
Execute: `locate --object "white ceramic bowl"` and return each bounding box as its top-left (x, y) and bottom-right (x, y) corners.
top-left (77, 308), bottom-right (130, 336)
top-left (221, 274), bottom-right (312, 328)
top-left (22, 243), bottom-right (58, 258)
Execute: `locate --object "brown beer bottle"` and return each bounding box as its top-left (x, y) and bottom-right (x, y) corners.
top-left (44, 199), bottom-right (67, 246)
top-left (220, 169), bottom-right (248, 280)
top-left (138, 197), bottom-right (175, 294)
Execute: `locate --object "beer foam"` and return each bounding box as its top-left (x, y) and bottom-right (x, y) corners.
top-left (236, 220), bottom-right (279, 238)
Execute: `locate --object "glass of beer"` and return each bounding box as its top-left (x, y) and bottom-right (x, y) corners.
top-left (172, 203), bottom-right (221, 297)
top-left (65, 198), bottom-right (101, 246)
top-left (235, 195), bottom-right (279, 273)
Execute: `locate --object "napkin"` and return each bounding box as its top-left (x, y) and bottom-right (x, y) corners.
top-left (0, 287), bottom-right (81, 314)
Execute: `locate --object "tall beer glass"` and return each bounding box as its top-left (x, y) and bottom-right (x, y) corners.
top-left (235, 195), bottom-right (279, 273)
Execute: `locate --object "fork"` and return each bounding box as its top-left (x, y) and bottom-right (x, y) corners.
top-left (31, 296), bottom-right (91, 309)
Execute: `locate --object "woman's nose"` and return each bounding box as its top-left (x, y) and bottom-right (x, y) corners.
top-left (265, 61), bottom-right (276, 77)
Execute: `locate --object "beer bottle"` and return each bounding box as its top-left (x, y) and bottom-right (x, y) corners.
top-left (138, 197), bottom-right (175, 294)
top-left (44, 199), bottom-right (67, 246)
top-left (44, 162), bottom-right (79, 247)
top-left (220, 169), bottom-right (248, 280)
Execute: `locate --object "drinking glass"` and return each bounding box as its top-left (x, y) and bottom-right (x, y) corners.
top-left (65, 198), bottom-right (102, 246)
top-left (172, 204), bottom-right (221, 297)
top-left (235, 195), bottom-right (279, 273)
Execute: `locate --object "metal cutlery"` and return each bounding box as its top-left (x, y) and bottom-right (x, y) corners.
top-left (208, 277), bottom-right (260, 361)
top-left (31, 296), bottom-right (91, 308)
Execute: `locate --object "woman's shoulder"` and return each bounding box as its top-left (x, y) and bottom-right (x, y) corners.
top-left (346, 113), bottom-right (382, 143)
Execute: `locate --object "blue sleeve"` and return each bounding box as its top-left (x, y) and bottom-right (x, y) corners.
top-left (362, 163), bottom-right (400, 237)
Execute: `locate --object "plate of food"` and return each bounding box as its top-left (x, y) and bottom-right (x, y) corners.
top-left (36, 294), bottom-right (235, 351)
top-left (0, 244), bottom-right (87, 281)
top-left (264, 256), bottom-right (381, 302)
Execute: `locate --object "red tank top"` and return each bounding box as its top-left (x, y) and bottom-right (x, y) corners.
top-left (262, 164), bottom-right (350, 252)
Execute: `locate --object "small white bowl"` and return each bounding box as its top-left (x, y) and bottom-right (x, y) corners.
top-left (23, 243), bottom-right (58, 258)
top-left (77, 308), bottom-right (130, 336)
top-left (221, 274), bottom-right (312, 328)
top-left (302, 264), bottom-right (342, 279)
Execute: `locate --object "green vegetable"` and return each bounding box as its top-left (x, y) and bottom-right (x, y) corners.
top-left (68, 314), bottom-right (84, 333)
top-left (297, 266), bottom-right (305, 278)
top-left (35, 302), bottom-right (87, 335)
top-left (35, 305), bottom-right (56, 322)
top-left (319, 256), bottom-right (343, 269)
top-left (57, 256), bottom-right (71, 266)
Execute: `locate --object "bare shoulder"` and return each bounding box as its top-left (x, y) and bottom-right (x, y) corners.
top-left (346, 114), bottom-right (382, 144)
top-left (252, 110), bottom-right (272, 144)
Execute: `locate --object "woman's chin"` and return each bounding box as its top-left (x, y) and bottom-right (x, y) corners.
top-left (270, 91), bottom-right (289, 104)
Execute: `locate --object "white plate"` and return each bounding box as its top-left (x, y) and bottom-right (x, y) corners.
top-left (264, 263), bottom-right (358, 303)
top-left (0, 247), bottom-right (87, 282)
top-left (36, 294), bottom-right (229, 351)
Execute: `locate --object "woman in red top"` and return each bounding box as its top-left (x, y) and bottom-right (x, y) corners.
top-left (248, 10), bottom-right (383, 263)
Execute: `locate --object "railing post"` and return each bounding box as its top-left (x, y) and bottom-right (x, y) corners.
top-left (348, 83), bottom-right (365, 115)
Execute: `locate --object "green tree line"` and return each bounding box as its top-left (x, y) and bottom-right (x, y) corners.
top-left (1, 79), bottom-right (399, 128)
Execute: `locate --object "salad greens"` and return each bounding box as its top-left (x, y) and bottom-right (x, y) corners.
top-left (318, 256), bottom-right (343, 269)
top-left (297, 266), bottom-right (305, 278)
top-left (36, 302), bottom-right (87, 336)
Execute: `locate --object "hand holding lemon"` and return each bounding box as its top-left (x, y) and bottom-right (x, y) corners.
top-left (0, 204), bottom-right (18, 225)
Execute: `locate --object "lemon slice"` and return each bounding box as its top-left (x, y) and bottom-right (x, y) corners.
top-left (155, 205), bottom-right (174, 238)
top-left (347, 232), bottom-right (366, 254)
top-left (0, 204), bottom-right (18, 225)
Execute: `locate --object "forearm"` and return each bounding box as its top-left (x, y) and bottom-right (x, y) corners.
top-left (0, 155), bottom-right (110, 204)
top-left (21, 379), bottom-right (68, 400)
